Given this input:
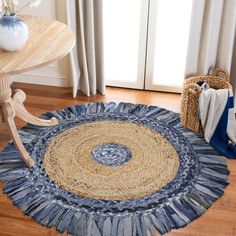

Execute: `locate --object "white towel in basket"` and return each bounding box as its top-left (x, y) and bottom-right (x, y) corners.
top-left (199, 83), bottom-right (236, 158)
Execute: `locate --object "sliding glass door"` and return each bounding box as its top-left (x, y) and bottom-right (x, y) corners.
top-left (103, 0), bottom-right (193, 92)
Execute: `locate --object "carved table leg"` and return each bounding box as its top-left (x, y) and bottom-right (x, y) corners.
top-left (2, 99), bottom-right (35, 167)
top-left (13, 89), bottom-right (58, 126)
top-left (0, 75), bottom-right (58, 167)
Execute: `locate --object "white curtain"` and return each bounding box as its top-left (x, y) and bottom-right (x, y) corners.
top-left (185, 0), bottom-right (236, 76)
top-left (66, 0), bottom-right (105, 97)
top-left (231, 40), bottom-right (236, 103)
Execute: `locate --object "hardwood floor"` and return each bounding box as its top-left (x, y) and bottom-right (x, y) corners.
top-left (0, 83), bottom-right (235, 236)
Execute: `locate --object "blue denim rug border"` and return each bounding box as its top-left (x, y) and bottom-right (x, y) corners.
top-left (0, 102), bottom-right (229, 236)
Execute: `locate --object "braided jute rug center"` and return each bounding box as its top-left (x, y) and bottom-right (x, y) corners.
top-left (0, 102), bottom-right (229, 236)
top-left (44, 120), bottom-right (179, 200)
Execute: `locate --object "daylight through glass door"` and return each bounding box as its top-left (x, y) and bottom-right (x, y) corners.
top-left (103, 0), bottom-right (193, 92)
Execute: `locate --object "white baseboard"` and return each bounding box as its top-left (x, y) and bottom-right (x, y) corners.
top-left (11, 75), bottom-right (68, 87)
top-left (11, 61), bottom-right (69, 87)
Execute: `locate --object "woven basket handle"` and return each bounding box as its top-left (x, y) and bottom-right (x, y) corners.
top-left (211, 68), bottom-right (230, 81)
top-left (185, 83), bottom-right (202, 94)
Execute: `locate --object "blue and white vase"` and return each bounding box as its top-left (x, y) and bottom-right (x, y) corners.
top-left (0, 15), bottom-right (29, 52)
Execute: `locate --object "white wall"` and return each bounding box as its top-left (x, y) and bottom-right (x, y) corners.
top-left (12, 0), bottom-right (69, 87)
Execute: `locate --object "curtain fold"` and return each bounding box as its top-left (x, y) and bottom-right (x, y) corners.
top-left (185, 0), bottom-right (236, 76)
top-left (66, 0), bottom-right (105, 97)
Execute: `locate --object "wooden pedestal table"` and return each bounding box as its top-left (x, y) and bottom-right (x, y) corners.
top-left (0, 15), bottom-right (75, 167)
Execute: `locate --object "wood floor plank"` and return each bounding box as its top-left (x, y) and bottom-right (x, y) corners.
top-left (0, 216), bottom-right (63, 236)
top-left (0, 82), bottom-right (235, 236)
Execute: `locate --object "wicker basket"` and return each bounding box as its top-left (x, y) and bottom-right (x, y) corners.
top-left (180, 68), bottom-right (232, 132)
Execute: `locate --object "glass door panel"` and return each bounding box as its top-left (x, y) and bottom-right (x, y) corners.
top-left (145, 0), bottom-right (193, 92)
top-left (103, 0), bottom-right (149, 89)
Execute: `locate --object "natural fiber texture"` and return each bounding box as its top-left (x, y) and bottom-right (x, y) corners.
top-left (44, 120), bottom-right (179, 200)
top-left (0, 102), bottom-right (229, 236)
top-left (180, 68), bottom-right (232, 132)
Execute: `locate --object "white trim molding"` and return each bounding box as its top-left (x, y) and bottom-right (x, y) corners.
top-left (11, 62), bottom-right (68, 87)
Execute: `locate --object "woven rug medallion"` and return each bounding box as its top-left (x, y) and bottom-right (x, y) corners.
top-left (0, 102), bottom-right (229, 236)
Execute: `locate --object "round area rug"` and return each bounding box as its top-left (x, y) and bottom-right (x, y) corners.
top-left (0, 102), bottom-right (229, 236)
